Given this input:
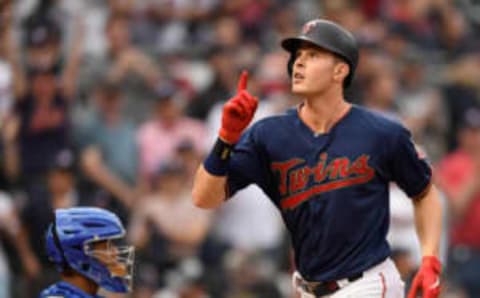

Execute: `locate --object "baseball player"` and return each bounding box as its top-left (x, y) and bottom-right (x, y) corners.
top-left (40, 207), bottom-right (135, 298)
top-left (192, 19), bottom-right (442, 298)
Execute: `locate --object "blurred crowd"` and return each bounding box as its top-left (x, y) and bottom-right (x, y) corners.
top-left (0, 0), bottom-right (479, 297)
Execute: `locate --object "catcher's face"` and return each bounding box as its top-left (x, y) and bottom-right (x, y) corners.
top-left (86, 239), bottom-right (135, 280)
top-left (291, 43), bottom-right (349, 97)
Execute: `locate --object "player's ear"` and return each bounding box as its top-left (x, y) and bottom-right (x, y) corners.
top-left (333, 60), bottom-right (349, 84)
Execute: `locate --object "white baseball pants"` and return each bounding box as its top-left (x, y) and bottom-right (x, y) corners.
top-left (294, 258), bottom-right (405, 298)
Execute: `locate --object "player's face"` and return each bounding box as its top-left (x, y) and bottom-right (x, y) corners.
top-left (291, 44), bottom-right (347, 96)
top-left (85, 237), bottom-right (135, 291)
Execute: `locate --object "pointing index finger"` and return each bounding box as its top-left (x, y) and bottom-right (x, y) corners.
top-left (237, 70), bottom-right (248, 93)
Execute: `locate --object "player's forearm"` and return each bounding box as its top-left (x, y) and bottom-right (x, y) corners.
top-left (413, 185), bottom-right (442, 257)
top-left (191, 164), bottom-right (227, 209)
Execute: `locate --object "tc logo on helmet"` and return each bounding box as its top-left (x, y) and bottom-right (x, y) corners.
top-left (302, 20), bottom-right (320, 34)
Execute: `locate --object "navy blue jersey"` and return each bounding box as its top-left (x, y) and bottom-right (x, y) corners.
top-left (40, 281), bottom-right (102, 298)
top-left (227, 104), bottom-right (431, 282)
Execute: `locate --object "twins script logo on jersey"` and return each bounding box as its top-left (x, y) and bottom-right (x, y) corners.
top-left (271, 153), bottom-right (375, 210)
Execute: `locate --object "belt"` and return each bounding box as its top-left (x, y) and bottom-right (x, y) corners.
top-left (298, 273), bottom-right (363, 297)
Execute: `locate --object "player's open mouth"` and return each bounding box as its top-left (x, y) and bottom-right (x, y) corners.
top-left (293, 72), bottom-right (304, 83)
top-left (294, 73), bottom-right (304, 79)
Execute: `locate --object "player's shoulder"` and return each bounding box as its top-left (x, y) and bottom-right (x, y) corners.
top-left (235, 111), bottom-right (292, 147)
top-left (351, 105), bottom-right (406, 136)
top-left (40, 282), bottom-right (92, 298)
top-left (250, 108), bottom-right (296, 131)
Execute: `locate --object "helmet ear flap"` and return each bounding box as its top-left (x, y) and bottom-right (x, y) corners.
top-left (46, 223), bottom-right (69, 272)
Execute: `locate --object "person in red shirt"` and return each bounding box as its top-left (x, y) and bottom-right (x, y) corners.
top-left (436, 108), bottom-right (480, 298)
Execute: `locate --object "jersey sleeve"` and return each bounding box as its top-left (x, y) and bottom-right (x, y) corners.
top-left (226, 124), bottom-right (271, 198)
top-left (389, 126), bottom-right (432, 199)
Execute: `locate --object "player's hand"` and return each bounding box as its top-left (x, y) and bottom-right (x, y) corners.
top-left (219, 70), bottom-right (258, 144)
top-left (408, 256), bottom-right (441, 298)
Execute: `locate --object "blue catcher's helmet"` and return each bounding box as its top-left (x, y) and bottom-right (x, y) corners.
top-left (46, 207), bottom-right (135, 293)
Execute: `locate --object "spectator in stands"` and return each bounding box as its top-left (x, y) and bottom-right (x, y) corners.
top-left (0, 1), bottom-right (13, 127)
top-left (129, 161), bottom-right (211, 297)
top-left (138, 84), bottom-right (206, 180)
top-left (11, 14), bottom-right (83, 100)
top-left (18, 149), bottom-right (78, 297)
top-left (396, 53), bottom-right (447, 161)
top-left (361, 58), bottom-right (399, 118)
top-left (442, 54), bottom-right (480, 151)
top-left (10, 66), bottom-right (71, 187)
top-left (1, 14), bottom-right (82, 188)
top-left (437, 108), bottom-right (480, 298)
top-left (77, 81), bottom-right (139, 214)
top-left (187, 46), bottom-right (237, 120)
top-left (0, 190), bottom-right (44, 298)
top-left (436, 2), bottom-right (479, 60)
top-left (174, 140), bottom-right (202, 186)
top-left (80, 13), bottom-right (160, 123)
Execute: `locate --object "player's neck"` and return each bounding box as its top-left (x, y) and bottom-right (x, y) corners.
top-left (62, 273), bottom-right (99, 295)
top-left (300, 89), bottom-right (350, 134)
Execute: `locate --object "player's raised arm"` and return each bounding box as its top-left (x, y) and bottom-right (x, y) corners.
top-left (192, 71), bottom-right (258, 209)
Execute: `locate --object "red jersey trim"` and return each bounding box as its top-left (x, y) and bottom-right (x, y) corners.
top-left (280, 172), bottom-right (375, 210)
top-left (380, 272), bottom-right (386, 298)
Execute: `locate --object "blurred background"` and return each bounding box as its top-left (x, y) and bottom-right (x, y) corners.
top-left (0, 0), bottom-right (479, 297)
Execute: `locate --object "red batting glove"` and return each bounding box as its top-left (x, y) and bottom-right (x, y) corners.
top-left (408, 256), bottom-right (442, 298)
top-left (219, 70), bottom-right (258, 144)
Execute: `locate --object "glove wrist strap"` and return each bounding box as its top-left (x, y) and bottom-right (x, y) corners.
top-left (204, 138), bottom-right (235, 176)
top-left (219, 128), bottom-right (240, 145)
top-left (422, 256), bottom-right (442, 273)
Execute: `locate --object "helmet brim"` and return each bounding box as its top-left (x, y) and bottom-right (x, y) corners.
top-left (282, 36), bottom-right (315, 52)
top-left (281, 36), bottom-right (346, 62)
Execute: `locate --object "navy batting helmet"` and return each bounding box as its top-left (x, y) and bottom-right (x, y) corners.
top-left (281, 19), bottom-right (359, 87)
